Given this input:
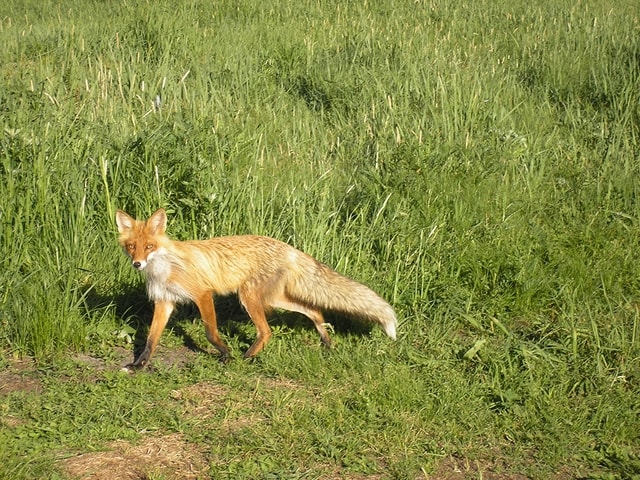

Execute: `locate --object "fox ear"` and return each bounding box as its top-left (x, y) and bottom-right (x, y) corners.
top-left (115, 210), bottom-right (135, 233)
top-left (147, 208), bottom-right (167, 234)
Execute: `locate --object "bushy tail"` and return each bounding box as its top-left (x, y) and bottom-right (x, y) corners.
top-left (286, 258), bottom-right (397, 339)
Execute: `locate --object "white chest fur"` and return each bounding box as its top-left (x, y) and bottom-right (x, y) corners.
top-left (144, 249), bottom-right (191, 304)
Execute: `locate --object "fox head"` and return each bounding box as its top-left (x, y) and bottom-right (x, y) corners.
top-left (115, 208), bottom-right (167, 271)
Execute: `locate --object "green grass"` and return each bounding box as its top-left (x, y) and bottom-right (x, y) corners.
top-left (1, 0), bottom-right (639, 478)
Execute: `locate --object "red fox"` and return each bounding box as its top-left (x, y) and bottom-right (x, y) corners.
top-left (115, 208), bottom-right (397, 371)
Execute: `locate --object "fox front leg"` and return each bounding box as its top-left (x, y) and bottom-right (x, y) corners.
top-left (122, 300), bottom-right (174, 373)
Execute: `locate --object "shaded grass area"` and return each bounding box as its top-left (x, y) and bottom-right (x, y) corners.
top-left (0, 0), bottom-right (639, 477)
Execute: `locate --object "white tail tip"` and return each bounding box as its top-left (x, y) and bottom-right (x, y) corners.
top-left (384, 320), bottom-right (397, 340)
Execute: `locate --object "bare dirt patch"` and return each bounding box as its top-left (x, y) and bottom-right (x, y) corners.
top-left (60, 433), bottom-right (208, 480)
top-left (111, 344), bottom-right (200, 371)
top-left (169, 381), bottom-right (229, 419)
top-left (149, 345), bottom-right (200, 370)
top-left (0, 358), bottom-right (43, 395)
top-left (428, 455), bottom-right (529, 480)
top-left (170, 380), bottom-right (267, 433)
top-left (427, 453), bottom-right (578, 480)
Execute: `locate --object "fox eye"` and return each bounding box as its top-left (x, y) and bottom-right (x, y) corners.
top-left (145, 244), bottom-right (154, 250)
top-left (126, 244), bottom-right (135, 251)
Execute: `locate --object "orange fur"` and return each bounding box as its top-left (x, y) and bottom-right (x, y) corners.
top-left (116, 208), bottom-right (397, 370)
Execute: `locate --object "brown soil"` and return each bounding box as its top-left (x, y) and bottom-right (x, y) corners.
top-left (60, 434), bottom-right (208, 480)
top-left (0, 357), bottom-right (43, 395)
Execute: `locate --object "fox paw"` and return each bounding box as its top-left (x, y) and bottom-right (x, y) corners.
top-left (121, 359), bottom-right (147, 373)
top-left (121, 363), bottom-right (142, 374)
top-left (120, 365), bottom-right (135, 374)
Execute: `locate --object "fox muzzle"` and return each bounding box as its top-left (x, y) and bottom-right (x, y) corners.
top-left (132, 260), bottom-right (147, 270)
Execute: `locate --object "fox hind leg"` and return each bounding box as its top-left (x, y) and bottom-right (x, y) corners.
top-left (238, 286), bottom-right (273, 358)
top-left (270, 294), bottom-right (332, 348)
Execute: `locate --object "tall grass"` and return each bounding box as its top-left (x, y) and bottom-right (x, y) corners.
top-left (0, 0), bottom-right (638, 477)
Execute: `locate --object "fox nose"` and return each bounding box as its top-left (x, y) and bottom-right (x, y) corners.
top-left (132, 261), bottom-right (142, 270)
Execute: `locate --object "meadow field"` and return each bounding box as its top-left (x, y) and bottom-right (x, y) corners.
top-left (0, 0), bottom-right (639, 478)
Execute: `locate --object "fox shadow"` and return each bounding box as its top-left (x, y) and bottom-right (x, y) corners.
top-left (85, 283), bottom-right (373, 364)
